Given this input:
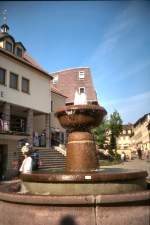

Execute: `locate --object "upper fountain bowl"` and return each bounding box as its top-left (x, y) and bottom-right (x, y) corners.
top-left (55, 104), bottom-right (107, 130)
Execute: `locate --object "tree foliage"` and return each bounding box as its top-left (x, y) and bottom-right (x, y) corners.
top-left (92, 118), bottom-right (109, 148)
top-left (93, 110), bottom-right (123, 152)
top-left (109, 111), bottom-right (123, 152)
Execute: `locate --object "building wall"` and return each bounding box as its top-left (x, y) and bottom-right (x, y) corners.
top-left (51, 91), bottom-right (66, 132)
top-left (0, 137), bottom-right (21, 179)
top-left (33, 115), bottom-right (46, 134)
top-left (0, 52), bottom-right (51, 113)
top-left (133, 117), bottom-right (150, 150)
top-left (0, 41), bottom-right (4, 48)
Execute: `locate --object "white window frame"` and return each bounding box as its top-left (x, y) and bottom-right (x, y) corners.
top-left (22, 77), bottom-right (30, 94)
top-left (79, 71), bottom-right (85, 80)
top-left (52, 75), bottom-right (58, 84)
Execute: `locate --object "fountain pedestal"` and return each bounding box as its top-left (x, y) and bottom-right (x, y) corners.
top-left (55, 104), bottom-right (106, 172)
top-left (67, 131), bottom-right (98, 172)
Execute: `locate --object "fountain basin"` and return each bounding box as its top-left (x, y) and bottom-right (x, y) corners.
top-left (0, 181), bottom-right (149, 225)
top-left (20, 169), bottom-right (148, 195)
top-left (55, 104), bottom-right (107, 130)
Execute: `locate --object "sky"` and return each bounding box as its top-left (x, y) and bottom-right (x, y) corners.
top-left (0, 1), bottom-right (150, 124)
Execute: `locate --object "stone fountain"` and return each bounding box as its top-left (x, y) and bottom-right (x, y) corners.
top-left (0, 102), bottom-right (149, 225)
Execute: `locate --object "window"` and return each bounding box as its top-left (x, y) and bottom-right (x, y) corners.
top-left (22, 77), bottom-right (29, 93)
top-left (5, 41), bottom-right (13, 52)
top-left (123, 130), bottom-right (126, 135)
top-left (79, 71), bottom-right (85, 80)
top-left (52, 75), bottom-right (58, 84)
top-left (16, 47), bottom-right (22, 57)
top-left (128, 130), bottom-right (131, 134)
top-left (79, 87), bottom-right (85, 94)
top-left (10, 72), bottom-right (18, 90)
top-left (0, 68), bottom-right (6, 85)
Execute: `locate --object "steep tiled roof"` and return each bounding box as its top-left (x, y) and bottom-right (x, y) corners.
top-left (23, 52), bottom-right (48, 73)
top-left (51, 86), bottom-right (68, 98)
top-left (0, 47), bottom-right (52, 79)
top-left (50, 67), bottom-right (98, 104)
top-left (0, 30), bottom-right (52, 79)
top-left (134, 113), bottom-right (150, 127)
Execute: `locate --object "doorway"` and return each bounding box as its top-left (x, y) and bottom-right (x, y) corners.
top-left (0, 145), bottom-right (8, 180)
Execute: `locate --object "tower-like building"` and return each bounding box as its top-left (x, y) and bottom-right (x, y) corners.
top-left (51, 67), bottom-right (98, 105)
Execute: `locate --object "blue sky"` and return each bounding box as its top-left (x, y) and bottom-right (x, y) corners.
top-left (0, 1), bottom-right (150, 124)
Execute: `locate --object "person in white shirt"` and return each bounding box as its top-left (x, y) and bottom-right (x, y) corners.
top-left (19, 152), bottom-right (32, 174)
top-left (121, 152), bottom-right (125, 162)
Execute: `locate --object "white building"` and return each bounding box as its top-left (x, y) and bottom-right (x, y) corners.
top-left (0, 24), bottom-right (52, 178)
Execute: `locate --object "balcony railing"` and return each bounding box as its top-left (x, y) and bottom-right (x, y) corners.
top-left (0, 118), bottom-right (28, 136)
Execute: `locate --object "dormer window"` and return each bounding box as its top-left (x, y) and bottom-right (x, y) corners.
top-left (79, 71), bottom-right (85, 80)
top-left (16, 47), bottom-right (22, 57)
top-left (5, 41), bottom-right (13, 52)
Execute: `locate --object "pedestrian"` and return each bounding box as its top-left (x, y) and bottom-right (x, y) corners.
top-left (137, 146), bottom-right (142, 160)
top-left (19, 143), bottom-right (33, 174)
top-left (121, 152), bottom-right (125, 162)
top-left (32, 149), bottom-right (40, 170)
top-left (146, 148), bottom-right (150, 161)
top-left (21, 143), bottom-right (30, 154)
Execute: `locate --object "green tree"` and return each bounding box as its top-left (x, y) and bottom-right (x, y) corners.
top-left (92, 118), bottom-right (109, 148)
top-left (109, 111), bottom-right (123, 153)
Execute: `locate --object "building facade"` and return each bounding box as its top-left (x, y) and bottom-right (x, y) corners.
top-left (51, 67), bottom-right (98, 105)
top-left (133, 113), bottom-right (150, 152)
top-left (0, 24), bottom-right (52, 178)
top-left (116, 114), bottom-right (150, 159)
top-left (116, 124), bottom-right (134, 159)
top-left (50, 87), bottom-right (67, 146)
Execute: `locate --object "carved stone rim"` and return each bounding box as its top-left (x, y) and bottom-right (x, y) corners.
top-left (0, 182), bottom-right (149, 206)
top-left (20, 170), bottom-right (148, 183)
top-left (55, 104), bottom-right (107, 117)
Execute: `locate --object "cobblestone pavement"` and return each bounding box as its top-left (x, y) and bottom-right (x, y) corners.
top-left (102, 158), bottom-right (150, 178)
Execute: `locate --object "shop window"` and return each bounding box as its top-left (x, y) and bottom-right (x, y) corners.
top-left (0, 68), bottom-right (6, 85)
top-left (22, 77), bottom-right (30, 94)
top-left (10, 72), bottom-right (18, 90)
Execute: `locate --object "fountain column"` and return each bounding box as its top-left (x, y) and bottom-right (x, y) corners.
top-left (67, 131), bottom-right (98, 172)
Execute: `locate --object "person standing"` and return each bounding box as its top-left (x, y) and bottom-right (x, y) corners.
top-left (121, 152), bottom-right (125, 162)
top-left (32, 149), bottom-right (40, 170)
top-left (19, 152), bottom-right (32, 174)
top-left (137, 146), bottom-right (142, 160)
top-left (19, 143), bottom-right (33, 174)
